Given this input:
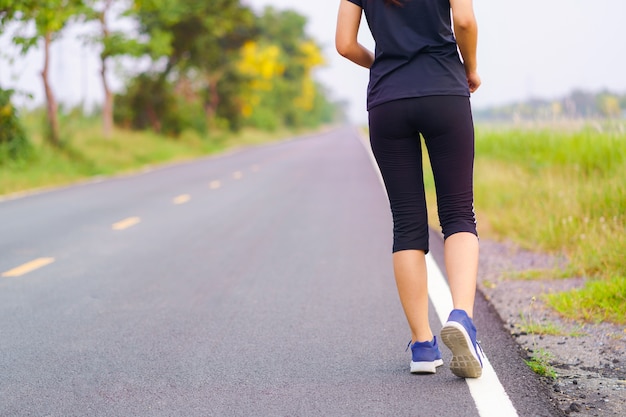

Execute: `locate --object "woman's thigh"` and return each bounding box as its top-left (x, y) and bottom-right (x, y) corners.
top-left (368, 99), bottom-right (429, 252)
top-left (368, 96), bottom-right (477, 250)
top-left (418, 96), bottom-right (477, 239)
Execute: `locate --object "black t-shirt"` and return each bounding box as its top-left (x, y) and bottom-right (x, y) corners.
top-left (347, 0), bottom-right (469, 110)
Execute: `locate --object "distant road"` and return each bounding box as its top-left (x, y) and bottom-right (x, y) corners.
top-left (0, 127), bottom-right (561, 416)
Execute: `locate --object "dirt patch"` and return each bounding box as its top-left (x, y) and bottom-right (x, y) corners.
top-left (479, 239), bottom-right (626, 416)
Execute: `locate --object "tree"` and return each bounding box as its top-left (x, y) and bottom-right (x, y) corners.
top-left (84, 0), bottom-right (144, 138)
top-left (236, 7), bottom-right (331, 129)
top-left (236, 40), bottom-right (285, 129)
top-left (0, 0), bottom-right (86, 146)
top-left (598, 94), bottom-right (621, 119)
top-left (131, 0), bottom-right (257, 130)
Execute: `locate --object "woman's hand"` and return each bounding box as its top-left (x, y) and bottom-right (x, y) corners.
top-left (467, 71), bottom-right (481, 93)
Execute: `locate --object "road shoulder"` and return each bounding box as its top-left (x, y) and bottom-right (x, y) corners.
top-left (478, 239), bottom-right (626, 416)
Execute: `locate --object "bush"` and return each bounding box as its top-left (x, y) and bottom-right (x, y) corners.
top-left (114, 74), bottom-right (187, 137)
top-left (0, 88), bottom-right (31, 164)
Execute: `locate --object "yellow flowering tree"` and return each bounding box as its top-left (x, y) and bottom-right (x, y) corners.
top-left (293, 40), bottom-right (325, 113)
top-left (237, 41), bottom-right (285, 120)
top-left (236, 7), bottom-right (334, 130)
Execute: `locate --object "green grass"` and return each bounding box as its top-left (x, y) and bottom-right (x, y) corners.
top-left (525, 348), bottom-right (558, 379)
top-left (423, 122), bottom-right (626, 325)
top-left (515, 296), bottom-right (587, 337)
top-left (0, 111), bottom-right (304, 196)
top-left (546, 275), bottom-right (626, 324)
top-left (515, 312), bottom-right (587, 338)
top-left (517, 318), bottom-right (566, 337)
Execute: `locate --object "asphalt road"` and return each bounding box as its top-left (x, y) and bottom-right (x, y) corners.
top-left (0, 127), bottom-right (563, 416)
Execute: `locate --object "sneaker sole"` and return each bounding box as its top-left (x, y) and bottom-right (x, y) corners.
top-left (441, 322), bottom-right (482, 378)
top-left (410, 358), bottom-right (444, 374)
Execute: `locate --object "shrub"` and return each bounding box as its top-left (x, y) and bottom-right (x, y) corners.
top-left (0, 88), bottom-right (31, 164)
top-left (114, 74), bottom-right (187, 137)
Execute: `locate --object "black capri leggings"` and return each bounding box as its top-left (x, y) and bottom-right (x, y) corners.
top-left (368, 95), bottom-right (477, 254)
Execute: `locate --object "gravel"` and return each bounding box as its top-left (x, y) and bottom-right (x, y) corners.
top-left (479, 239), bottom-right (626, 416)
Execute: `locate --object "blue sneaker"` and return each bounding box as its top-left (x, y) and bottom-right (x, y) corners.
top-left (407, 336), bottom-right (444, 374)
top-left (441, 309), bottom-right (483, 378)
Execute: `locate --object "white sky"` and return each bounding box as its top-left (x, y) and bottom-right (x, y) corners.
top-left (1, 0), bottom-right (625, 124)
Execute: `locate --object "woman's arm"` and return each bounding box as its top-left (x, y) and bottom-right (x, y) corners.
top-left (450, 0), bottom-right (481, 92)
top-left (335, 0), bottom-right (374, 69)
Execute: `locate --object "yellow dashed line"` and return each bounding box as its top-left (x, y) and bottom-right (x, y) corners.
top-left (173, 194), bottom-right (191, 205)
top-left (233, 171), bottom-right (243, 180)
top-left (209, 180), bottom-right (221, 190)
top-left (112, 217), bottom-right (141, 231)
top-left (2, 257), bottom-right (55, 278)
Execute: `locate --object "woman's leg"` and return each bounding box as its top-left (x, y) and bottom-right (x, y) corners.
top-left (420, 96), bottom-right (479, 317)
top-left (369, 99), bottom-right (433, 343)
top-left (418, 96), bottom-right (483, 377)
top-left (445, 232), bottom-right (478, 317)
top-left (393, 250), bottom-right (433, 343)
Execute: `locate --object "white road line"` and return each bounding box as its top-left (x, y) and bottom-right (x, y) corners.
top-left (233, 171), bottom-right (243, 180)
top-left (355, 127), bottom-right (519, 417)
top-left (209, 180), bottom-right (221, 190)
top-left (426, 255), bottom-right (519, 417)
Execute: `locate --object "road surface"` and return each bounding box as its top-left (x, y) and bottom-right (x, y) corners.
top-left (0, 127), bottom-right (563, 416)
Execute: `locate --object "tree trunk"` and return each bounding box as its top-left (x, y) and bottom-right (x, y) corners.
top-left (101, 60), bottom-right (114, 138)
top-left (204, 76), bottom-right (220, 129)
top-left (42, 31), bottom-right (60, 147)
top-left (99, 0), bottom-right (114, 138)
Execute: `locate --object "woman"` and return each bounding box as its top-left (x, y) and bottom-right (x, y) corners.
top-left (336, 0), bottom-right (483, 378)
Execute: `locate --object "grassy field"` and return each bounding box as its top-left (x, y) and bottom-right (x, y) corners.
top-left (425, 121), bottom-right (625, 324)
top-left (0, 112), bottom-right (304, 197)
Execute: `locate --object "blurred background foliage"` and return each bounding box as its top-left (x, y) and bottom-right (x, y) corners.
top-left (0, 88), bottom-right (31, 163)
top-left (0, 0), bottom-right (340, 156)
